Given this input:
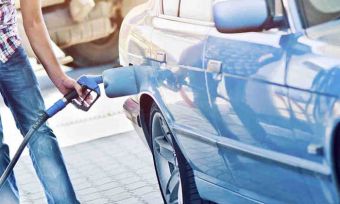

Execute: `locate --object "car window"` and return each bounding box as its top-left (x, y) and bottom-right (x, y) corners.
top-left (309, 0), bottom-right (340, 13)
top-left (297, 0), bottom-right (340, 27)
top-left (179, 0), bottom-right (213, 22)
top-left (162, 0), bottom-right (180, 17)
top-left (268, 0), bottom-right (289, 30)
top-left (271, 0), bottom-right (284, 19)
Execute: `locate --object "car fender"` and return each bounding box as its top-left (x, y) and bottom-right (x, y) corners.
top-left (103, 65), bottom-right (176, 128)
top-left (324, 99), bottom-right (340, 196)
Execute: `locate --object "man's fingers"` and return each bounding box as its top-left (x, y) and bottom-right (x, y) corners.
top-left (70, 81), bottom-right (97, 108)
top-left (74, 82), bottom-right (83, 97)
top-left (74, 86), bottom-right (95, 105)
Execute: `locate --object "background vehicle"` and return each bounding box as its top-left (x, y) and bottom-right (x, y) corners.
top-left (120, 0), bottom-right (340, 203)
top-left (16, 0), bottom-right (146, 67)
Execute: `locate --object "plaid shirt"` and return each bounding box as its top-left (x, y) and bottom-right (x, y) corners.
top-left (0, 0), bottom-right (21, 63)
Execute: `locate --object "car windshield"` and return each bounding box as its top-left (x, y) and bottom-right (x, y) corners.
top-left (298, 0), bottom-right (340, 28)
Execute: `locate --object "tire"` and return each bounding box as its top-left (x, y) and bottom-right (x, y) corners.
top-left (333, 130), bottom-right (340, 189)
top-left (149, 103), bottom-right (213, 204)
top-left (64, 31), bottom-right (120, 67)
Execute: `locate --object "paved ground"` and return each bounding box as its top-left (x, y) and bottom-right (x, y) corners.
top-left (16, 131), bottom-right (163, 204)
top-left (0, 65), bottom-right (163, 203)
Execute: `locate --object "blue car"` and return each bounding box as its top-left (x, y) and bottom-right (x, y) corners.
top-left (118, 0), bottom-right (340, 203)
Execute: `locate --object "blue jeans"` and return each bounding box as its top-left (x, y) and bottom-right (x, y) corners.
top-left (0, 46), bottom-right (79, 204)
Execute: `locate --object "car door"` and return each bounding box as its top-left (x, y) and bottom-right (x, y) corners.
top-left (151, 0), bottom-right (235, 186)
top-left (286, 35), bottom-right (339, 204)
top-left (204, 1), bottom-right (314, 203)
top-left (285, 1), bottom-right (340, 202)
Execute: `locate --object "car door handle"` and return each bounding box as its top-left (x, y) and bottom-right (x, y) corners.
top-left (148, 50), bottom-right (166, 63)
top-left (207, 60), bottom-right (222, 80)
top-left (307, 144), bottom-right (324, 156)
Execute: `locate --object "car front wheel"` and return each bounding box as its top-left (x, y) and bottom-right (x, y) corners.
top-left (149, 103), bottom-right (213, 204)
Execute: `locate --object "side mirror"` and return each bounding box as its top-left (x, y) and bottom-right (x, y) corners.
top-left (213, 0), bottom-right (270, 33)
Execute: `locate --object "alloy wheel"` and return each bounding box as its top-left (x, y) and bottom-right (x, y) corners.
top-left (151, 112), bottom-right (183, 204)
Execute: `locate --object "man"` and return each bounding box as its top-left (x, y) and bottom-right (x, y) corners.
top-left (0, 0), bottom-right (85, 203)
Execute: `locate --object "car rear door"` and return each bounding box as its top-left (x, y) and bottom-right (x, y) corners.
top-left (285, 1), bottom-right (340, 201)
top-left (151, 0), bottom-right (235, 187)
top-left (286, 34), bottom-right (339, 204)
top-left (204, 1), bottom-right (314, 203)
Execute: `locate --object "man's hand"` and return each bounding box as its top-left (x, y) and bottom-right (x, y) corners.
top-left (54, 75), bottom-right (83, 97)
top-left (54, 75), bottom-right (94, 106)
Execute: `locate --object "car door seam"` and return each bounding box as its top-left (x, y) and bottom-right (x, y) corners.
top-left (173, 124), bottom-right (331, 177)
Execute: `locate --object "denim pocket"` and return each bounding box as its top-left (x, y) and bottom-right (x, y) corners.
top-left (0, 46), bottom-right (38, 91)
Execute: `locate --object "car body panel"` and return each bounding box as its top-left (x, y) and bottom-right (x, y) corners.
top-left (150, 15), bottom-right (238, 186)
top-left (203, 27), bottom-right (316, 203)
top-left (119, 0), bottom-right (340, 203)
top-left (120, 65), bottom-right (264, 203)
top-left (119, 0), bottom-right (156, 67)
top-left (285, 23), bottom-right (340, 204)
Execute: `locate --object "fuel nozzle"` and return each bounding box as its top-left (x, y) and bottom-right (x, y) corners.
top-left (69, 75), bottom-right (103, 111)
top-left (46, 75), bottom-right (103, 117)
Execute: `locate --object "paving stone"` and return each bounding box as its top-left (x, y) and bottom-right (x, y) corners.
top-left (85, 197), bottom-right (110, 204)
top-left (119, 175), bottom-right (142, 185)
top-left (116, 197), bottom-right (142, 204)
top-left (101, 186), bottom-right (126, 197)
top-left (77, 187), bottom-right (99, 196)
top-left (80, 191), bottom-right (105, 202)
top-left (73, 181), bottom-right (93, 190)
top-left (141, 191), bottom-right (164, 204)
top-left (21, 201), bottom-right (33, 204)
top-left (97, 181), bottom-right (121, 192)
top-left (133, 186), bottom-right (157, 196)
top-left (14, 132), bottom-right (162, 204)
top-left (126, 181), bottom-right (148, 190)
top-left (109, 192), bottom-right (133, 202)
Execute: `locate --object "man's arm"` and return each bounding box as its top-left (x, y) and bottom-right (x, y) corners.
top-left (19, 0), bottom-right (83, 96)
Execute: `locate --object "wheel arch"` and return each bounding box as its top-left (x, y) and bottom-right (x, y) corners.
top-left (138, 93), bottom-right (213, 204)
top-left (139, 93), bottom-right (174, 150)
top-left (330, 121), bottom-right (340, 194)
top-left (139, 94), bottom-right (154, 149)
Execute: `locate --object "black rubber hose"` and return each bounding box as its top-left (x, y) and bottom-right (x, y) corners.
top-left (0, 112), bottom-right (49, 191)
